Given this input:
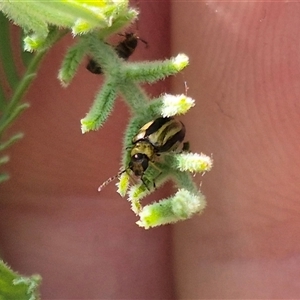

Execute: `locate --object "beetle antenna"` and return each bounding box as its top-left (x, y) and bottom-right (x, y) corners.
top-left (138, 36), bottom-right (148, 48)
top-left (98, 169), bottom-right (126, 192)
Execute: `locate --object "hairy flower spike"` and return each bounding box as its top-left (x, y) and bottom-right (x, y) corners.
top-left (0, 0), bottom-right (213, 230)
top-left (130, 199), bottom-right (142, 215)
top-left (128, 184), bottom-right (150, 202)
top-left (72, 18), bottom-right (95, 35)
top-left (172, 53), bottom-right (189, 71)
top-left (136, 189), bottom-right (206, 229)
top-left (172, 189), bottom-right (206, 217)
top-left (0, 0), bottom-right (134, 50)
top-left (80, 78), bottom-right (118, 133)
top-left (0, 260), bottom-right (42, 300)
top-left (175, 152), bottom-right (213, 173)
top-left (58, 41), bottom-right (86, 86)
top-left (123, 54), bottom-right (189, 84)
top-left (161, 94), bottom-right (195, 117)
top-left (116, 172), bottom-right (130, 197)
top-left (23, 35), bottom-right (46, 52)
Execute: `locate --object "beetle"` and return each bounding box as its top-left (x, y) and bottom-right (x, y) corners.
top-left (129, 117), bottom-right (185, 176)
top-left (87, 32), bottom-right (148, 74)
top-left (98, 117), bottom-right (186, 191)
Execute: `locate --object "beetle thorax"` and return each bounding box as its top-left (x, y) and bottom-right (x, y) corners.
top-left (130, 141), bottom-right (155, 160)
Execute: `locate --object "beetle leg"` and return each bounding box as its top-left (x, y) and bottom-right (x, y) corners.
top-left (148, 161), bottom-right (163, 189)
top-left (140, 176), bottom-right (151, 191)
top-left (182, 141), bottom-right (190, 152)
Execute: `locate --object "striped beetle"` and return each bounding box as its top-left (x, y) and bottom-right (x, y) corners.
top-left (98, 117), bottom-right (186, 191)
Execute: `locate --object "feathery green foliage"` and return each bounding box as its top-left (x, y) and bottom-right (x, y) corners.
top-left (0, 0), bottom-right (213, 230)
top-left (0, 259), bottom-right (41, 300)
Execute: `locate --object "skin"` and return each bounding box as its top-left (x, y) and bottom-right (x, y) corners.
top-left (0, 2), bottom-right (300, 299)
top-left (172, 2), bottom-right (300, 299)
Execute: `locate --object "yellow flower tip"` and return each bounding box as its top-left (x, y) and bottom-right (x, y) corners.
top-left (176, 152), bottom-right (213, 173)
top-left (136, 189), bottom-right (206, 229)
top-left (80, 117), bottom-right (102, 133)
top-left (137, 201), bottom-right (177, 229)
top-left (172, 53), bottom-right (189, 71)
top-left (116, 172), bottom-right (130, 197)
top-left (198, 153), bottom-right (213, 172)
top-left (127, 184), bottom-right (149, 202)
top-left (57, 71), bottom-right (69, 88)
top-left (172, 189), bottom-right (206, 218)
top-left (23, 35), bottom-right (45, 52)
top-left (81, 125), bottom-right (88, 134)
top-left (72, 19), bottom-right (95, 35)
top-left (60, 80), bottom-right (69, 88)
top-left (80, 119), bottom-right (92, 134)
top-left (131, 199), bottom-right (142, 215)
top-left (136, 220), bottom-right (150, 230)
top-left (161, 94), bottom-right (195, 117)
top-left (136, 207), bottom-right (156, 229)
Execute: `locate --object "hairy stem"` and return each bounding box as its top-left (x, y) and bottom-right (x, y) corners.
top-left (0, 29), bottom-right (67, 135)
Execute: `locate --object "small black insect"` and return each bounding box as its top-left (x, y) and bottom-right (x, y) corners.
top-left (87, 32), bottom-right (148, 74)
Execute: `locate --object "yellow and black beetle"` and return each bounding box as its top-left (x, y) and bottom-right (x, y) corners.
top-left (98, 117), bottom-right (186, 191)
top-left (129, 116), bottom-right (185, 176)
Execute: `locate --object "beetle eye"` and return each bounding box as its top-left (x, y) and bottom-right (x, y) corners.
top-left (133, 153), bottom-right (144, 161)
top-left (129, 154), bottom-right (149, 176)
top-left (133, 154), bottom-right (149, 169)
top-left (141, 157), bottom-right (149, 171)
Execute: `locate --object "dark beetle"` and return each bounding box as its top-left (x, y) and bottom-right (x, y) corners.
top-left (87, 32), bottom-right (147, 74)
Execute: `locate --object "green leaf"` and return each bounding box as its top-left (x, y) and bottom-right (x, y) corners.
top-left (81, 77), bottom-right (117, 133)
top-left (0, 155), bottom-right (10, 165)
top-left (0, 133), bottom-right (24, 152)
top-left (0, 12), bottom-right (19, 90)
top-left (58, 40), bottom-right (87, 86)
top-left (0, 259), bottom-right (41, 300)
top-left (0, 23), bottom-right (66, 185)
top-left (0, 103), bottom-right (30, 134)
top-left (0, 173), bottom-right (10, 183)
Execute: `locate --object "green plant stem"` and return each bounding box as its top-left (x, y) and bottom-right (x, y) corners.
top-left (4, 52), bottom-right (45, 115)
top-left (0, 29), bottom-right (67, 132)
top-left (0, 12), bottom-right (19, 91)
